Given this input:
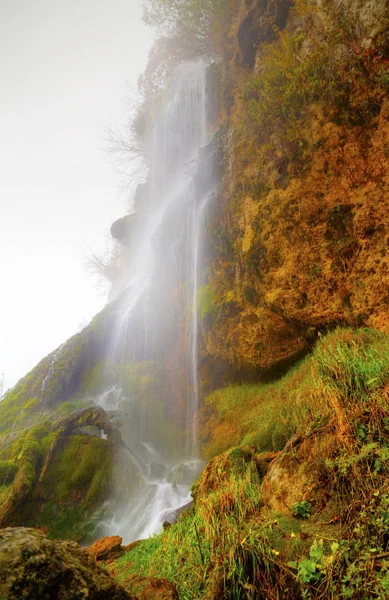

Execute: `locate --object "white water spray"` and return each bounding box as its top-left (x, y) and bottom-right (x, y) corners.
top-left (98, 62), bottom-right (216, 543)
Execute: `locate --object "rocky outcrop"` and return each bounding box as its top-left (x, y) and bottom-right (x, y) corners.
top-left (203, 0), bottom-right (389, 377)
top-left (38, 406), bottom-right (122, 483)
top-left (237, 0), bottom-right (292, 67)
top-left (331, 0), bottom-right (389, 46)
top-left (0, 406), bottom-right (121, 538)
top-left (111, 215), bottom-right (134, 246)
top-left (0, 527), bottom-right (134, 600)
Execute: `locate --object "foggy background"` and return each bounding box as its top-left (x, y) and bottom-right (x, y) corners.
top-left (0, 0), bottom-right (154, 391)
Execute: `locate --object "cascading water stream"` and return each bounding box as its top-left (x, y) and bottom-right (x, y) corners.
top-left (97, 62), bottom-right (217, 543)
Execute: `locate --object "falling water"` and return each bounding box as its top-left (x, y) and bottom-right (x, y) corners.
top-left (97, 62), bottom-right (217, 543)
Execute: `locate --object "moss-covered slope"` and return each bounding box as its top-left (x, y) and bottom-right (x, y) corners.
top-left (0, 298), bottom-right (127, 541)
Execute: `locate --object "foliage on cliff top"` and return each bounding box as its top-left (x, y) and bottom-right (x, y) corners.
top-left (111, 328), bottom-right (389, 598)
top-left (131, 0), bottom-right (232, 145)
top-left (236, 0), bottom-right (389, 184)
top-left (143, 0), bottom-right (228, 39)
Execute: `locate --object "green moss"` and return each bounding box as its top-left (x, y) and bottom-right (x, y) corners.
top-left (54, 400), bottom-right (89, 416)
top-left (0, 460), bottom-right (18, 484)
top-left (200, 328), bottom-right (389, 459)
top-left (43, 434), bottom-right (113, 505)
top-left (0, 417), bottom-right (114, 540)
top-left (196, 285), bottom-right (216, 320)
top-left (0, 300), bottom-right (118, 436)
top-left (34, 501), bottom-right (105, 543)
top-left (0, 484), bottom-right (12, 504)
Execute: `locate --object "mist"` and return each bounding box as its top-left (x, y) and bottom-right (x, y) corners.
top-left (0, 0), bottom-right (154, 391)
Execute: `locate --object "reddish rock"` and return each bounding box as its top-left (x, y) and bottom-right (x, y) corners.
top-left (87, 535), bottom-right (124, 562)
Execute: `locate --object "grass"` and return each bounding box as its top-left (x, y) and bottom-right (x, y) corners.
top-left (200, 328), bottom-right (389, 460)
top-left (110, 327), bottom-right (389, 599)
top-left (199, 363), bottom-right (324, 459)
top-left (113, 448), bottom-right (266, 599)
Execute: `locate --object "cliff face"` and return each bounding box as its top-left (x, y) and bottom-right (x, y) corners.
top-left (202, 0), bottom-right (389, 376)
top-left (3, 1), bottom-right (389, 597)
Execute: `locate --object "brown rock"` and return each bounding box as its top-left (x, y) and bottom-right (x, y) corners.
top-left (0, 527), bottom-right (134, 600)
top-left (123, 539), bottom-right (143, 554)
top-left (139, 578), bottom-right (179, 600)
top-left (87, 535), bottom-right (124, 562)
top-left (125, 577), bottom-right (178, 600)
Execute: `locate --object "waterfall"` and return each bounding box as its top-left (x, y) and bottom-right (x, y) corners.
top-left (97, 61), bottom-right (217, 543)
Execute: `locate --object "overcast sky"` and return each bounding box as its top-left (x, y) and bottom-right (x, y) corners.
top-left (0, 0), bottom-right (154, 392)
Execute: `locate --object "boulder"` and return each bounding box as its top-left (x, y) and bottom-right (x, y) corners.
top-left (0, 527), bottom-right (134, 599)
top-left (87, 535), bottom-right (124, 562)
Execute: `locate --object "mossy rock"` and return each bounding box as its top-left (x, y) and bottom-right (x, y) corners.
top-left (0, 461), bottom-right (18, 485)
top-left (0, 407), bottom-right (122, 541)
top-left (192, 446), bottom-right (264, 502)
top-left (0, 527), bottom-right (133, 599)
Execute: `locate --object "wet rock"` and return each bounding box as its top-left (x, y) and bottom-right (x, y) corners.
top-left (160, 501), bottom-right (193, 526)
top-left (123, 539), bottom-right (143, 554)
top-left (87, 535), bottom-right (124, 562)
top-left (0, 527), bottom-right (134, 600)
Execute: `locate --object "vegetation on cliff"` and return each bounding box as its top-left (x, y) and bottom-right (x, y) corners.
top-left (0, 406), bottom-right (127, 541)
top-left (110, 328), bottom-right (389, 598)
top-left (2, 1), bottom-right (389, 598)
top-left (105, 1), bottom-right (389, 598)
top-left (203, 0), bottom-right (389, 376)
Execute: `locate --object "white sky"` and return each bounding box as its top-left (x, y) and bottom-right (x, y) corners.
top-left (0, 0), bottom-right (154, 391)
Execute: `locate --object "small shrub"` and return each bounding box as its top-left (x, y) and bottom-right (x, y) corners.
top-left (292, 500), bottom-right (312, 519)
